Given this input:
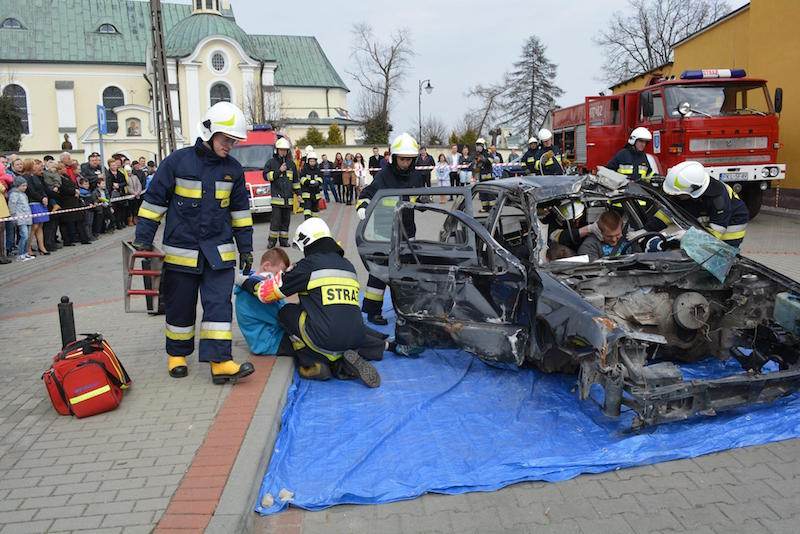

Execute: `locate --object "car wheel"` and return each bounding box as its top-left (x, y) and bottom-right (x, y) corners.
top-left (742, 185), bottom-right (763, 219)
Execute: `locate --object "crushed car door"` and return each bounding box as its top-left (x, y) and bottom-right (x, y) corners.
top-left (387, 201), bottom-right (532, 367)
top-left (355, 187), bottom-right (471, 282)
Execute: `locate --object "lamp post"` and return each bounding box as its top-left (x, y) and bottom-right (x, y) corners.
top-left (418, 79), bottom-right (433, 142)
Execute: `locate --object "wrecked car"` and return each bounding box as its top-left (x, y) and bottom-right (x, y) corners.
top-left (355, 175), bottom-right (800, 428)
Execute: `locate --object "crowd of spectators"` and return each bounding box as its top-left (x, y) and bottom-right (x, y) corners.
top-left (0, 152), bottom-right (156, 264)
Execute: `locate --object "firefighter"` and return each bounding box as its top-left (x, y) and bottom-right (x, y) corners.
top-left (264, 137), bottom-right (299, 247)
top-left (299, 150), bottom-right (323, 219)
top-left (541, 200), bottom-right (600, 251)
top-left (241, 218), bottom-right (381, 387)
top-left (662, 161), bottom-right (749, 247)
top-left (607, 127), bottom-right (655, 182)
top-left (533, 129), bottom-right (564, 175)
top-left (474, 137), bottom-right (496, 211)
top-left (521, 136), bottom-right (539, 175)
top-left (356, 132), bottom-right (426, 326)
top-left (132, 101), bottom-right (255, 384)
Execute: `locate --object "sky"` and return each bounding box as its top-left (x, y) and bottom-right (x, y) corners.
top-left (183, 0), bottom-right (748, 137)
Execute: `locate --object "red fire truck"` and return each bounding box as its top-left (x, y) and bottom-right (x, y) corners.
top-left (549, 69), bottom-right (785, 216)
top-left (229, 124), bottom-right (276, 215)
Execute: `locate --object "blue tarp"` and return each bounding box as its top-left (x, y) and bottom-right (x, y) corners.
top-left (256, 300), bottom-right (800, 515)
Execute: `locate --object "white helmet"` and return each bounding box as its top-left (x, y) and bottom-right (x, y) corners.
top-left (293, 217), bottom-right (332, 252)
top-left (275, 137), bottom-right (291, 150)
top-left (306, 151), bottom-right (318, 161)
top-left (476, 137), bottom-right (486, 146)
top-left (390, 132), bottom-right (420, 157)
top-left (628, 127), bottom-right (653, 145)
top-left (197, 102), bottom-right (247, 142)
top-left (558, 200), bottom-right (586, 220)
top-left (528, 136), bottom-right (538, 145)
top-left (305, 145), bottom-right (314, 153)
top-left (663, 161), bottom-right (710, 198)
top-left (538, 129), bottom-right (553, 142)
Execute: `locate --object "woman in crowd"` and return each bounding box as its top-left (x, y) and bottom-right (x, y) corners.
top-left (333, 152), bottom-right (344, 203)
top-left (22, 159), bottom-right (50, 256)
top-left (353, 152), bottom-right (369, 194)
top-left (342, 152), bottom-right (355, 205)
top-left (55, 163), bottom-right (89, 246)
top-left (459, 146), bottom-right (473, 185)
top-left (106, 158), bottom-right (128, 229)
top-left (435, 154), bottom-right (451, 204)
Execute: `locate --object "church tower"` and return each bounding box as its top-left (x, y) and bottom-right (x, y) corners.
top-left (191, 0), bottom-right (222, 15)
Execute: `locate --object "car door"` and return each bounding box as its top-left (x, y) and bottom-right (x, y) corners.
top-left (386, 201), bottom-right (533, 367)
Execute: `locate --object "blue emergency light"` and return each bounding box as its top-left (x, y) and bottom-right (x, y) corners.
top-left (252, 123), bottom-right (273, 131)
top-left (680, 69), bottom-right (746, 80)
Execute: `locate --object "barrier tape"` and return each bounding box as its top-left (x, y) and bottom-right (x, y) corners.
top-left (0, 194), bottom-right (138, 223)
top-left (299, 160), bottom-right (530, 173)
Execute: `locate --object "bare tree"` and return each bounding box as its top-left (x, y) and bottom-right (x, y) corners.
top-left (466, 83), bottom-right (507, 138)
top-left (500, 35), bottom-right (563, 140)
top-left (595, 0), bottom-right (731, 85)
top-left (419, 116), bottom-right (447, 146)
top-left (241, 81), bottom-right (263, 126)
top-left (348, 23), bottom-right (414, 123)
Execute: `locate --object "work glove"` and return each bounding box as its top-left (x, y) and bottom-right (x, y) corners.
top-left (131, 241), bottom-right (153, 252)
top-left (240, 252), bottom-right (253, 275)
top-left (357, 207), bottom-right (366, 220)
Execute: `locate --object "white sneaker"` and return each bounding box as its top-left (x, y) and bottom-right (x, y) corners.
top-left (24, 254), bottom-right (36, 260)
top-left (18, 255), bottom-right (33, 262)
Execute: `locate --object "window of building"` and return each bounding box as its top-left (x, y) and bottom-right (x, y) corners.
top-left (308, 110), bottom-right (319, 119)
top-left (2, 84), bottom-right (29, 134)
top-left (195, 0), bottom-right (202, 9)
top-left (210, 83), bottom-right (231, 106)
top-left (1, 18), bottom-right (24, 29)
top-left (98, 23), bottom-right (118, 34)
top-left (205, 0), bottom-right (218, 10)
top-left (211, 52), bottom-right (226, 73)
top-left (102, 86), bottom-right (125, 134)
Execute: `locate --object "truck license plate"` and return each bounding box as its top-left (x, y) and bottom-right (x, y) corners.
top-left (720, 172), bottom-right (749, 181)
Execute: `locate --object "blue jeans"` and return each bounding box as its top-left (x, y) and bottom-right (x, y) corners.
top-left (17, 224), bottom-right (29, 256)
top-left (5, 221), bottom-right (14, 252)
top-left (322, 175), bottom-right (338, 202)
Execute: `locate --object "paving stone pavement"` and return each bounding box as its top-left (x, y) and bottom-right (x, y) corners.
top-left (1, 206), bottom-right (799, 533)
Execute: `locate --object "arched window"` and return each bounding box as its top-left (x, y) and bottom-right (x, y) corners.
top-left (308, 111), bottom-right (319, 119)
top-left (210, 83), bottom-right (231, 106)
top-left (1, 18), bottom-right (24, 29)
top-left (102, 86), bottom-right (125, 134)
top-left (98, 23), bottom-right (118, 34)
top-left (2, 84), bottom-right (29, 134)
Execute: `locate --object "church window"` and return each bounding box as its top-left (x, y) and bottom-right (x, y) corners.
top-left (2, 84), bottom-right (29, 134)
top-left (210, 83), bottom-right (231, 106)
top-left (102, 86), bottom-right (125, 134)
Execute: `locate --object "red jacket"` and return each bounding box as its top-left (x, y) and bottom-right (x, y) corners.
top-left (65, 166), bottom-right (78, 184)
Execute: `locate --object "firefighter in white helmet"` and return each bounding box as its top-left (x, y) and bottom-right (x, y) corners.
top-left (663, 161), bottom-right (749, 247)
top-left (356, 132), bottom-right (426, 325)
top-left (264, 137), bottom-right (299, 247)
top-left (133, 101), bottom-right (255, 384)
top-left (533, 128), bottom-right (564, 175)
top-left (607, 127), bottom-right (655, 182)
top-left (299, 151), bottom-right (323, 219)
top-left (521, 136), bottom-right (539, 175)
top-left (473, 137), bottom-right (496, 210)
top-left (240, 217), bottom-right (381, 386)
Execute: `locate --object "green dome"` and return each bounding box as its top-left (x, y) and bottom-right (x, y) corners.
top-left (164, 13), bottom-right (270, 60)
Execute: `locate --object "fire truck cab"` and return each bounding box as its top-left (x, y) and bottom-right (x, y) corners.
top-left (229, 125), bottom-right (276, 215)
top-left (551, 69), bottom-right (785, 217)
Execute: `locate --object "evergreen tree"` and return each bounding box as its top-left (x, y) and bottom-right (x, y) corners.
top-left (500, 36), bottom-right (563, 140)
top-left (327, 123), bottom-right (344, 145)
top-left (362, 112), bottom-right (392, 145)
top-left (0, 95), bottom-right (23, 152)
top-left (297, 126), bottom-right (326, 148)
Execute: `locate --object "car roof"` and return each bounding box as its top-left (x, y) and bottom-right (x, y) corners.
top-left (487, 175), bottom-right (586, 201)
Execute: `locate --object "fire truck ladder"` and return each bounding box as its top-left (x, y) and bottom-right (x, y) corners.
top-left (122, 242), bottom-right (165, 314)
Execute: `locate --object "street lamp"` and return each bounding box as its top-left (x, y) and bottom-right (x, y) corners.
top-left (418, 79), bottom-right (433, 142)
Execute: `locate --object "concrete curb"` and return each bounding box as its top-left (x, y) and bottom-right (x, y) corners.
top-left (205, 357), bottom-right (295, 534)
top-left (761, 205), bottom-right (800, 220)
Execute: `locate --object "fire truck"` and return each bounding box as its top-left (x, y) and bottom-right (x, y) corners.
top-left (549, 69), bottom-right (785, 217)
top-left (229, 124), bottom-right (276, 215)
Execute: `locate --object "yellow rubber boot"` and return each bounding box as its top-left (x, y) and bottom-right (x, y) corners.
top-left (168, 356), bottom-right (188, 378)
top-left (210, 360), bottom-right (255, 385)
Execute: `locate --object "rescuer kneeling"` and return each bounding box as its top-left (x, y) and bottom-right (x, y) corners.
top-left (132, 101), bottom-right (255, 384)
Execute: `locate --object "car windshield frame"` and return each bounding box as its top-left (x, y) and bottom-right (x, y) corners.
top-left (229, 144), bottom-right (274, 171)
top-left (665, 82), bottom-right (774, 117)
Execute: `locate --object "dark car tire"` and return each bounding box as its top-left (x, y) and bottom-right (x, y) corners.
top-left (741, 185), bottom-right (763, 220)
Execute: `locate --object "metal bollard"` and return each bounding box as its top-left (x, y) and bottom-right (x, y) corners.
top-left (58, 296), bottom-right (77, 349)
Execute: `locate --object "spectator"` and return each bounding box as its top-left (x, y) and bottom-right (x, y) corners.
top-left (353, 152), bottom-right (369, 193)
top-left (342, 153), bottom-right (356, 205)
top-left (106, 158), bottom-right (128, 229)
top-left (0, 155), bottom-right (12, 190)
top-left (145, 161), bottom-right (157, 190)
top-left (138, 156), bottom-right (147, 169)
top-left (81, 152), bottom-right (105, 187)
top-left (59, 152), bottom-right (78, 183)
top-left (5, 157), bottom-right (23, 255)
top-left (0, 176), bottom-right (10, 263)
top-left (446, 144), bottom-right (461, 188)
top-left (92, 176), bottom-right (113, 235)
top-left (416, 146), bottom-right (435, 187)
top-left (43, 159), bottom-right (65, 249)
top-left (488, 144), bottom-right (504, 178)
top-left (8, 176), bottom-right (34, 261)
top-left (368, 146), bottom-right (382, 177)
top-left (126, 161), bottom-right (144, 224)
top-left (23, 159), bottom-right (51, 256)
top-left (76, 177), bottom-right (95, 240)
top-left (380, 150), bottom-right (390, 171)
top-left (458, 146), bottom-right (473, 185)
top-left (435, 154), bottom-right (450, 204)
top-left (319, 154), bottom-right (338, 203)
top-left (55, 163), bottom-right (89, 246)
top-left (333, 152), bottom-right (344, 203)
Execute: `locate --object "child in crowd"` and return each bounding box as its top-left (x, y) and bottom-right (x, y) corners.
top-left (8, 176), bottom-right (34, 262)
top-left (93, 177), bottom-right (113, 235)
top-left (78, 177), bottom-right (95, 240)
top-left (234, 248), bottom-right (294, 356)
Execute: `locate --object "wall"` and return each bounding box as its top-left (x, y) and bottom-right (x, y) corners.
top-left (280, 87), bottom-right (348, 119)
